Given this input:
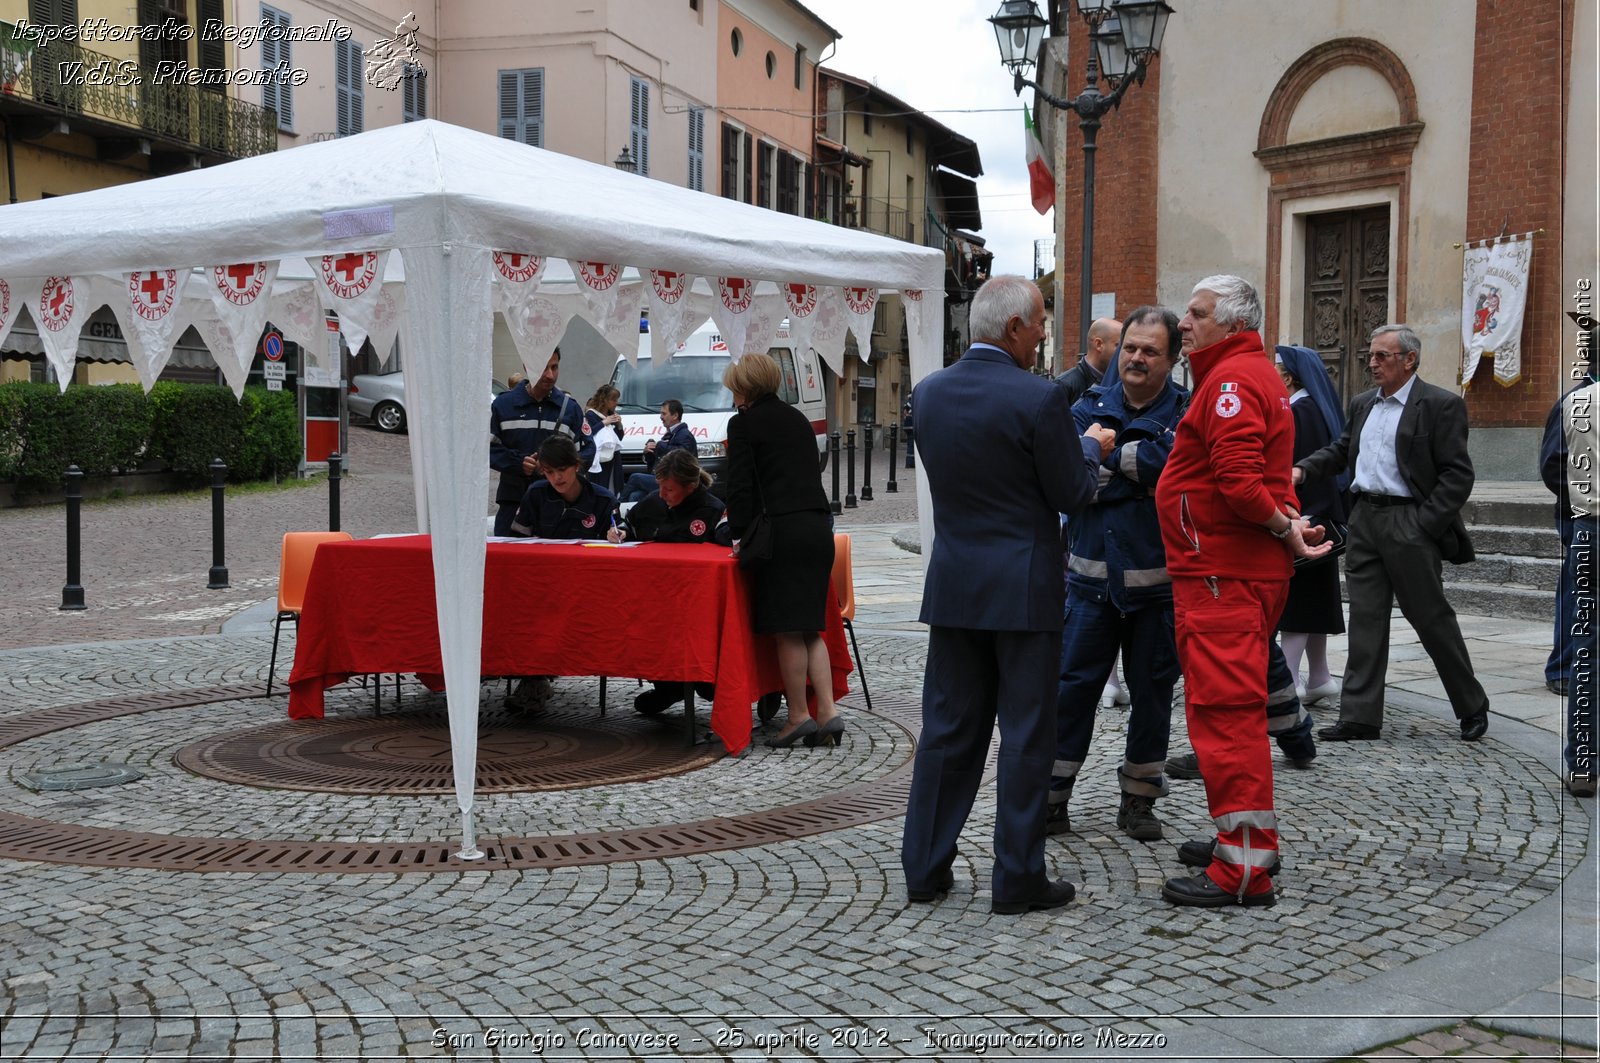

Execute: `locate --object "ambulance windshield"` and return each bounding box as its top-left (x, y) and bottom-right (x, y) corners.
top-left (611, 355), bottom-right (734, 413)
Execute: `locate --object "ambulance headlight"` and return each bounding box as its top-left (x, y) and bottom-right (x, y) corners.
top-left (699, 441), bottom-right (727, 458)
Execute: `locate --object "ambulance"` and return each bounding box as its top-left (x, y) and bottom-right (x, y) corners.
top-left (609, 318), bottom-right (830, 489)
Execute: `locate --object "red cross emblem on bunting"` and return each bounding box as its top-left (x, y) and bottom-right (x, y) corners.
top-left (494, 251), bottom-right (541, 283)
top-left (717, 276), bottom-right (754, 313)
top-left (844, 286), bottom-right (878, 315)
top-left (904, 288), bottom-right (923, 302)
top-left (783, 283), bottom-right (817, 317)
top-left (578, 261), bottom-right (620, 291)
top-left (40, 277), bottom-right (75, 332)
top-left (650, 269), bottom-right (687, 304)
top-left (214, 262), bottom-right (267, 306)
top-left (131, 270), bottom-right (177, 321)
top-left (0, 279), bottom-right (10, 329)
top-left (320, 252), bottom-right (379, 300)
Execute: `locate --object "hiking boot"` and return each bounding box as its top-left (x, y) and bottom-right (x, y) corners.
top-left (1045, 777), bottom-right (1074, 835)
top-left (1165, 752), bottom-right (1201, 780)
top-left (1116, 792), bottom-right (1163, 841)
top-left (1177, 836), bottom-right (1282, 877)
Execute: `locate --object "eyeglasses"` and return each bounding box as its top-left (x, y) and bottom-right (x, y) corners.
top-left (1366, 349), bottom-right (1403, 363)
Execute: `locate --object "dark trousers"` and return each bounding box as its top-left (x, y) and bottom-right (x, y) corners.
top-left (622, 472), bottom-right (658, 504)
top-left (492, 502), bottom-right (517, 537)
top-left (1339, 500), bottom-right (1489, 729)
top-left (1053, 594), bottom-right (1178, 795)
top-left (1266, 640), bottom-right (1316, 761)
top-left (902, 626), bottom-right (1058, 902)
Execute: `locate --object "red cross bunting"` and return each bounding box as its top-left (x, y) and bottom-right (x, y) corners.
top-left (48, 286), bottom-right (68, 313)
top-left (225, 263), bottom-right (256, 288)
top-left (334, 253), bottom-right (367, 281)
top-left (139, 272), bottom-right (165, 302)
top-left (506, 254), bottom-right (524, 269)
top-left (723, 277), bottom-right (749, 299)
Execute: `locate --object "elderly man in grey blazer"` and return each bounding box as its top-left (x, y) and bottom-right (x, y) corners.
top-left (1295, 324), bottom-right (1490, 743)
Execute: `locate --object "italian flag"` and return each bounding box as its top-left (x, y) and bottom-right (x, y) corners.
top-left (1024, 104), bottom-right (1055, 215)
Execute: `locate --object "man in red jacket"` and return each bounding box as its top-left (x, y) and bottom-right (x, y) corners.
top-left (1154, 275), bottom-right (1330, 907)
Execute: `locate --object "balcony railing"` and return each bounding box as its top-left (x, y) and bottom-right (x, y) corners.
top-left (0, 39), bottom-right (277, 159)
top-left (826, 196), bottom-right (914, 243)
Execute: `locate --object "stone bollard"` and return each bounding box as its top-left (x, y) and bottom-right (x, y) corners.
top-left (861, 423), bottom-right (875, 502)
top-left (60, 465), bottom-right (86, 610)
top-left (207, 458), bottom-right (229, 589)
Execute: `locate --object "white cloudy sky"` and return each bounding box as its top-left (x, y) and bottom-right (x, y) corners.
top-left (801, 0), bottom-right (1057, 278)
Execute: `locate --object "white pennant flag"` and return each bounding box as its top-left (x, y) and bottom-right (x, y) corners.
top-left (508, 295), bottom-right (573, 376)
top-left (567, 259), bottom-right (626, 340)
top-left (743, 291), bottom-right (785, 357)
top-left (646, 268), bottom-right (699, 361)
top-left (366, 282), bottom-right (407, 365)
top-left (594, 280), bottom-right (644, 360)
top-left (708, 276), bottom-right (758, 360)
top-left (187, 309), bottom-right (250, 397)
top-left (269, 282), bottom-right (325, 354)
top-left (311, 250), bottom-right (389, 353)
top-left (782, 283), bottom-right (820, 362)
top-left (809, 286), bottom-right (850, 375)
top-left (491, 251), bottom-right (547, 324)
top-left (899, 288), bottom-right (934, 366)
top-left (121, 268), bottom-right (191, 391)
top-left (205, 260), bottom-right (281, 396)
top-left (842, 285), bottom-right (879, 363)
top-left (1460, 234), bottom-right (1533, 388)
top-left (25, 276), bottom-right (91, 392)
top-left (0, 277), bottom-right (17, 354)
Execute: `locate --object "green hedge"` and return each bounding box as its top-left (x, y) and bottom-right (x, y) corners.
top-left (0, 380), bottom-right (302, 489)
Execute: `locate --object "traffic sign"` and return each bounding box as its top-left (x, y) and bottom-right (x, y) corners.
top-left (263, 330), bottom-right (284, 362)
top-left (265, 378), bottom-right (283, 391)
top-left (262, 361), bottom-right (287, 381)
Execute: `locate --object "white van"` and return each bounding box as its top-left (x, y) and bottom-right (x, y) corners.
top-left (609, 318), bottom-right (830, 488)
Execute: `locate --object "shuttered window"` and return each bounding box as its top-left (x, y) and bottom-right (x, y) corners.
top-left (402, 63), bottom-right (426, 122)
top-left (687, 106), bottom-right (704, 191)
top-left (335, 38), bottom-right (363, 136)
top-left (629, 76), bottom-right (650, 177)
top-left (498, 68), bottom-right (544, 146)
top-left (259, 4), bottom-right (292, 131)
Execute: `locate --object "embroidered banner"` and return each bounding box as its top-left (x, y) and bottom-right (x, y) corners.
top-left (1460, 233), bottom-right (1533, 388)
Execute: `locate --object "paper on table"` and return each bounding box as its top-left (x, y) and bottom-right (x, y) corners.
top-left (486, 535), bottom-right (593, 544)
top-left (581, 541), bottom-right (643, 548)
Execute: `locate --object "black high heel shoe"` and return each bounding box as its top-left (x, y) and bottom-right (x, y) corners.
top-left (805, 716), bottom-right (846, 747)
top-left (764, 718), bottom-right (818, 749)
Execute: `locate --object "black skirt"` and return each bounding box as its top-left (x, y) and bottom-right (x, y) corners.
top-left (750, 510), bottom-right (835, 634)
top-left (1278, 558), bottom-right (1346, 634)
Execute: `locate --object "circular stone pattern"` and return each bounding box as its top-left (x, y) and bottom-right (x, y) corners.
top-left (174, 708), bottom-right (722, 794)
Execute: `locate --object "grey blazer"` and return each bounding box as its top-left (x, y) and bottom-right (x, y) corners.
top-left (1297, 376), bottom-right (1476, 564)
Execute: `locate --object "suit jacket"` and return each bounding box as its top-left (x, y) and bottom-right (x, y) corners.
top-left (915, 345), bottom-right (1101, 631)
top-left (1297, 376), bottom-right (1475, 564)
top-left (724, 393), bottom-right (828, 538)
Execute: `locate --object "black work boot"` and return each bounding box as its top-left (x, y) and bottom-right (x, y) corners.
top-left (1045, 777), bottom-right (1074, 835)
top-left (1116, 792), bottom-right (1163, 841)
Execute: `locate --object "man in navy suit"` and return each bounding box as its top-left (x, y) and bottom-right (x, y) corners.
top-left (901, 275), bottom-right (1115, 915)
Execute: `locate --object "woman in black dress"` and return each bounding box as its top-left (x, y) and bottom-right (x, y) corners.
top-left (1275, 345), bottom-right (1350, 705)
top-left (722, 353), bottom-right (841, 748)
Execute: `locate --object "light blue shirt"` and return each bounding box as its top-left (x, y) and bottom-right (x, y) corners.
top-left (1353, 373), bottom-right (1417, 497)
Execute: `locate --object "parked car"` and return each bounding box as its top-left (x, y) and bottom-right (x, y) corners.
top-left (349, 372), bottom-right (508, 433)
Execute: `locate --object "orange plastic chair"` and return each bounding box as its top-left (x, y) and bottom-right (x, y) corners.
top-left (831, 532), bottom-right (870, 709)
top-left (267, 531), bottom-right (352, 697)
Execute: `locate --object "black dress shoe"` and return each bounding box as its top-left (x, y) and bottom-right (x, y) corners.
top-left (1460, 711), bottom-right (1489, 741)
top-left (1547, 678), bottom-right (1569, 696)
top-left (990, 878), bottom-right (1076, 915)
top-left (1317, 720), bottom-right (1380, 741)
top-left (907, 869), bottom-right (955, 903)
top-left (1043, 802), bottom-right (1072, 836)
top-left (1161, 871), bottom-right (1275, 908)
top-left (1176, 837), bottom-right (1281, 877)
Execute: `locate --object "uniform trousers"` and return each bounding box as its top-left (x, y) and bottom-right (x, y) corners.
top-left (1339, 499), bottom-right (1489, 730)
top-left (1052, 593), bottom-right (1179, 797)
top-left (1172, 575), bottom-right (1286, 898)
top-left (902, 625), bottom-right (1058, 903)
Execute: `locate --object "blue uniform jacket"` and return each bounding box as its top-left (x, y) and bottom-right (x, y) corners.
top-left (509, 480), bottom-right (616, 539)
top-left (1066, 376), bottom-right (1189, 611)
top-left (489, 385), bottom-right (592, 505)
top-left (915, 344), bottom-right (1102, 632)
top-left (646, 421), bottom-right (698, 469)
top-left (624, 486), bottom-right (732, 545)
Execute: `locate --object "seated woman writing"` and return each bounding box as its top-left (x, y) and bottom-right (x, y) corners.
top-left (509, 435), bottom-right (617, 540)
top-left (613, 449), bottom-right (731, 716)
top-left (610, 449), bottom-right (732, 546)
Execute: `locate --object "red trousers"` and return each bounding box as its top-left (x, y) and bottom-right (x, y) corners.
top-left (1172, 575), bottom-right (1289, 899)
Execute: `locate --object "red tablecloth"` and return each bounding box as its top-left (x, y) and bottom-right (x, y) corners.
top-left (285, 536), bottom-right (852, 753)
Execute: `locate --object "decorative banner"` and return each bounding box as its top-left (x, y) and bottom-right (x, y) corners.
top-left (366, 282), bottom-right (407, 364)
top-left (24, 276), bottom-right (91, 392)
top-left (122, 268), bottom-right (191, 391)
top-left (567, 259), bottom-right (625, 344)
top-left (708, 276), bottom-right (758, 360)
top-left (842, 284), bottom-right (879, 364)
top-left (205, 260), bottom-right (281, 395)
top-left (899, 289), bottom-right (935, 374)
top-left (742, 292), bottom-right (785, 357)
top-left (1460, 233), bottom-right (1533, 388)
top-left (187, 308), bottom-right (250, 398)
top-left (269, 282), bottom-right (325, 354)
top-left (506, 295), bottom-right (572, 376)
top-left (311, 249), bottom-right (390, 353)
top-left (593, 280), bottom-right (645, 362)
top-left (781, 282), bottom-right (819, 364)
top-left (0, 277), bottom-right (15, 354)
top-left (808, 286), bottom-right (850, 375)
top-left (646, 268), bottom-right (699, 360)
top-left (490, 250), bottom-right (547, 334)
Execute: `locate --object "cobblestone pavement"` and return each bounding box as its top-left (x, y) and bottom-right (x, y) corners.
top-left (1, 425), bottom-right (1596, 1060)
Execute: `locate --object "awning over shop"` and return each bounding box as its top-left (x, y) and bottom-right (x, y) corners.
top-left (2, 305), bottom-right (217, 368)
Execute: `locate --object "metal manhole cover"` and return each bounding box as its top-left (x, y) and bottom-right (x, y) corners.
top-left (174, 709), bottom-right (722, 794)
top-left (19, 764), bottom-right (145, 791)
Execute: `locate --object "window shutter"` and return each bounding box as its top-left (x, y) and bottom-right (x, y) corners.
top-left (260, 5), bottom-right (292, 130)
top-left (403, 64), bottom-right (425, 121)
top-left (629, 78), bottom-right (650, 177)
top-left (687, 107), bottom-right (704, 191)
top-left (523, 69), bottom-right (543, 146)
top-left (498, 71), bottom-right (518, 140)
top-left (742, 131), bottom-right (752, 203)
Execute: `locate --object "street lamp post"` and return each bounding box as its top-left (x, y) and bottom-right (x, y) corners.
top-left (613, 145), bottom-right (637, 173)
top-left (990, 0), bottom-right (1171, 356)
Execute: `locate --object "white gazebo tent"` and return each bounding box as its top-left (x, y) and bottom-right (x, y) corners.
top-left (0, 120), bottom-right (945, 858)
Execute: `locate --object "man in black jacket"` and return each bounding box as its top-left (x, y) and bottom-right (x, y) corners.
top-left (1055, 317), bottom-right (1120, 406)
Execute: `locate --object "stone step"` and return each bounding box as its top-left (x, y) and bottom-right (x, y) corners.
top-left (1462, 496), bottom-right (1555, 530)
top-left (1448, 552), bottom-right (1561, 592)
top-left (1441, 580), bottom-right (1553, 623)
top-left (1467, 524), bottom-right (1563, 560)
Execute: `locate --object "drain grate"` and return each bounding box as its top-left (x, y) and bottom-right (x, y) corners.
top-left (0, 685), bottom-right (924, 873)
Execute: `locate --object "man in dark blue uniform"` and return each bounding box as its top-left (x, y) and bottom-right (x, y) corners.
top-left (901, 274), bottom-right (1114, 915)
top-left (489, 348), bottom-right (591, 536)
top-left (623, 399), bottom-right (698, 502)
